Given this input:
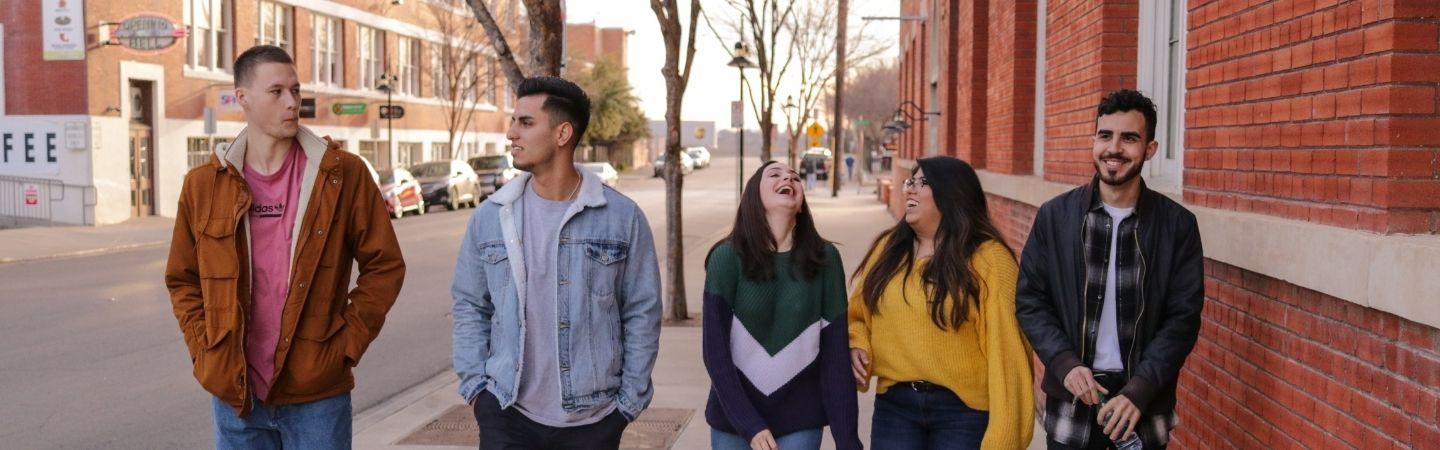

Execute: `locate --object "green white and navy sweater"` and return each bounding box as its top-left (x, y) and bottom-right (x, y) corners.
top-left (702, 243), bottom-right (861, 449)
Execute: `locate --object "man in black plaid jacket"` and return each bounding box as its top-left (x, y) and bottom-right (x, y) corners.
top-left (1016, 89), bottom-right (1206, 449)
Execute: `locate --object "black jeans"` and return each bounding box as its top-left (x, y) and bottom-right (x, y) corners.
top-left (471, 391), bottom-right (629, 450)
top-left (1046, 372), bottom-right (1168, 450)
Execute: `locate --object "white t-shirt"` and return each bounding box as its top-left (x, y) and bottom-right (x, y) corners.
top-left (1093, 203), bottom-right (1133, 371)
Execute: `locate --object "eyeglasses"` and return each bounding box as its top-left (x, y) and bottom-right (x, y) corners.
top-left (902, 177), bottom-right (929, 189)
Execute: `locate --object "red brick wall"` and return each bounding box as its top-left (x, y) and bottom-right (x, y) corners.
top-left (1, 1), bottom-right (89, 115)
top-left (1042, 0), bottom-right (1138, 184)
top-left (1177, 260), bottom-right (1440, 448)
top-left (987, 193), bottom-right (1440, 449)
top-left (1183, 0), bottom-right (1440, 234)
top-left (952, 1), bottom-right (989, 166)
top-left (986, 0), bottom-right (1039, 174)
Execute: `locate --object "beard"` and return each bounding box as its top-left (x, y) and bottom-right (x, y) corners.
top-left (1094, 154), bottom-right (1145, 186)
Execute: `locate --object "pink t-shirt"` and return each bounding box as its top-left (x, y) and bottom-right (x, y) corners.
top-left (242, 142), bottom-right (307, 401)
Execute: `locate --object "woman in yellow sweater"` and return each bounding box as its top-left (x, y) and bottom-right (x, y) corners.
top-left (848, 156), bottom-right (1035, 449)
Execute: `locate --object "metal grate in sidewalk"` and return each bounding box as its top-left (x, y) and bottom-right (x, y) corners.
top-left (396, 405), bottom-right (694, 449)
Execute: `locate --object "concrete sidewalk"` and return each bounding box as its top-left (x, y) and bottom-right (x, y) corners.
top-left (0, 216), bottom-right (173, 264)
top-left (350, 184), bottom-right (912, 449)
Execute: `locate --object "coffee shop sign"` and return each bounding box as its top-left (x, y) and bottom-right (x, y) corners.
top-left (102, 15), bottom-right (186, 52)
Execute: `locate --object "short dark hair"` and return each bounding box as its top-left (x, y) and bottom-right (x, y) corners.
top-left (234, 45), bottom-right (294, 88)
top-left (516, 76), bottom-right (592, 149)
top-left (1097, 89), bottom-right (1158, 142)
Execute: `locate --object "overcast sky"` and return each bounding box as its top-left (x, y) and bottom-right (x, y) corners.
top-left (564, 0), bottom-right (900, 130)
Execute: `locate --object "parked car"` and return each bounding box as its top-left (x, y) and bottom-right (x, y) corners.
top-left (468, 153), bottom-right (523, 195)
top-left (359, 154), bottom-right (381, 186)
top-left (581, 162), bottom-right (620, 188)
top-left (801, 152), bottom-right (831, 181)
top-left (652, 151), bottom-right (696, 178)
top-left (684, 146), bottom-right (712, 168)
top-left (378, 168), bottom-right (425, 219)
top-left (410, 160), bottom-right (482, 211)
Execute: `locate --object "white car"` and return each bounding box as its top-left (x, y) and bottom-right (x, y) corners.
top-left (581, 162), bottom-right (620, 188)
top-left (684, 146), bottom-right (712, 168)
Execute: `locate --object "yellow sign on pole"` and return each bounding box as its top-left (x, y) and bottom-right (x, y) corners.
top-left (806, 122), bottom-right (826, 140)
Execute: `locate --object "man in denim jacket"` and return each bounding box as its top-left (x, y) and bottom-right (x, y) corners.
top-left (451, 76), bottom-right (662, 449)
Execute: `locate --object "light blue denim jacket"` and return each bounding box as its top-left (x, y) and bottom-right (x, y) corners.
top-left (451, 166), bottom-right (662, 420)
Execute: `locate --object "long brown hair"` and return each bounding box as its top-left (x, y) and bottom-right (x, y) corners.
top-left (852, 157), bottom-right (1011, 330)
top-left (707, 160), bottom-right (828, 281)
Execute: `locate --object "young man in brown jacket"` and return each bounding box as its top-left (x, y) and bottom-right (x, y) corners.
top-left (164, 45), bottom-right (405, 449)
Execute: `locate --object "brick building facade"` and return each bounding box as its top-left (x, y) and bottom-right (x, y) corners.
top-left (892, 0), bottom-right (1439, 447)
top-left (1, 0), bottom-right (521, 226)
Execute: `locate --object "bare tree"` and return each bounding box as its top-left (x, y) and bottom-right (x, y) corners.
top-left (466, 0), bottom-right (563, 91)
top-left (428, 3), bottom-right (489, 158)
top-left (779, 0), bottom-right (884, 168)
top-left (829, 62), bottom-right (898, 169)
top-left (706, 0), bottom-right (799, 162)
top-left (650, 0), bottom-right (702, 322)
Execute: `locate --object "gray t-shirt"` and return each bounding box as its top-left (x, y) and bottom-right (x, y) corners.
top-left (1093, 203), bottom-right (1133, 371)
top-left (513, 182), bottom-right (616, 426)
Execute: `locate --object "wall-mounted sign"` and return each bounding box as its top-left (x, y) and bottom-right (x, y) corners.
top-left (42, 0), bottom-right (85, 60)
top-left (694, 127), bottom-right (706, 140)
top-left (113, 15), bottom-right (184, 52)
top-left (218, 90), bottom-right (241, 111)
top-left (1, 118), bottom-right (70, 176)
top-left (24, 184), bottom-right (40, 206)
top-left (333, 103), bottom-right (366, 115)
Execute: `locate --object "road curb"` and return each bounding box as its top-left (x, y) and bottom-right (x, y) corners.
top-left (353, 367), bottom-right (457, 436)
top-left (0, 240), bottom-right (169, 265)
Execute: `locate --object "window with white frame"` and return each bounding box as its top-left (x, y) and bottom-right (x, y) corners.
top-left (399, 142), bottom-right (424, 166)
top-left (186, 137), bottom-right (233, 169)
top-left (431, 45), bottom-right (450, 99)
top-left (461, 61), bottom-right (477, 103)
top-left (359, 140), bottom-right (388, 170)
top-left (484, 57), bottom-right (499, 105)
top-left (431, 142), bottom-right (453, 161)
top-left (311, 14), bottom-right (343, 86)
top-left (1138, 0), bottom-right (1187, 191)
top-left (398, 37), bottom-right (421, 96)
top-left (184, 0), bottom-right (234, 72)
top-left (358, 26), bottom-right (385, 90)
top-left (256, 1), bottom-right (292, 52)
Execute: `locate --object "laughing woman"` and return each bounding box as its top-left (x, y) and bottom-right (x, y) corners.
top-left (703, 161), bottom-right (862, 450)
top-left (848, 156), bottom-right (1034, 449)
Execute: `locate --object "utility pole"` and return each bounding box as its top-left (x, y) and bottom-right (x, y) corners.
top-left (830, 0), bottom-right (848, 197)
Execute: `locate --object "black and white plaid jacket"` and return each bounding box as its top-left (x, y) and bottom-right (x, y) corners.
top-left (1016, 177), bottom-right (1206, 448)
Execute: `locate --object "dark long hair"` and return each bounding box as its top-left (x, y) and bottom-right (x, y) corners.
top-left (707, 160), bottom-right (829, 281)
top-left (852, 157), bottom-right (1011, 330)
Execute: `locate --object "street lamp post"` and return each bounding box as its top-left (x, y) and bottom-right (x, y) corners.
top-left (782, 95), bottom-right (797, 168)
top-left (727, 39), bottom-right (757, 201)
top-left (377, 73), bottom-right (398, 164)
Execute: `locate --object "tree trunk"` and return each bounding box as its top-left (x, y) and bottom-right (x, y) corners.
top-left (830, 0), bottom-right (847, 197)
top-left (522, 0), bottom-right (564, 76)
top-left (651, 0), bottom-right (701, 322)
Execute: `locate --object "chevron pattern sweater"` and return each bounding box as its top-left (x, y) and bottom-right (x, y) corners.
top-left (702, 243), bottom-right (861, 449)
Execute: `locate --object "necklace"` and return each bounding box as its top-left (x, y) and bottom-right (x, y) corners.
top-left (564, 176), bottom-right (581, 201)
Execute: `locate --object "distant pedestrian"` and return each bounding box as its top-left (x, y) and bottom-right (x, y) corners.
top-left (845, 153), bottom-right (856, 182)
top-left (165, 45), bottom-right (406, 449)
top-left (1016, 89), bottom-right (1205, 450)
top-left (452, 76), bottom-right (662, 450)
top-left (702, 161), bottom-right (862, 450)
top-left (849, 156), bottom-right (1035, 449)
top-left (801, 157), bottom-right (818, 191)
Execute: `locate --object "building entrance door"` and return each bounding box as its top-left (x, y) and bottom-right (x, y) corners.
top-left (129, 81), bottom-right (155, 217)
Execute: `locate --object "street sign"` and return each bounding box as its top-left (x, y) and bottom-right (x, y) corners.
top-left (332, 102), bottom-right (366, 115)
top-left (807, 122), bottom-right (826, 139)
top-left (695, 127), bottom-right (706, 140)
top-left (856, 118), bottom-right (870, 126)
top-left (731, 101), bottom-right (742, 128)
top-left (299, 98), bottom-right (316, 118)
top-left (379, 105), bottom-right (406, 119)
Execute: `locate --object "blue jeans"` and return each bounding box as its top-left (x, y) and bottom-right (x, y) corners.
top-left (871, 384), bottom-right (989, 450)
top-left (711, 428), bottom-right (823, 450)
top-left (211, 393), bottom-right (351, 450)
